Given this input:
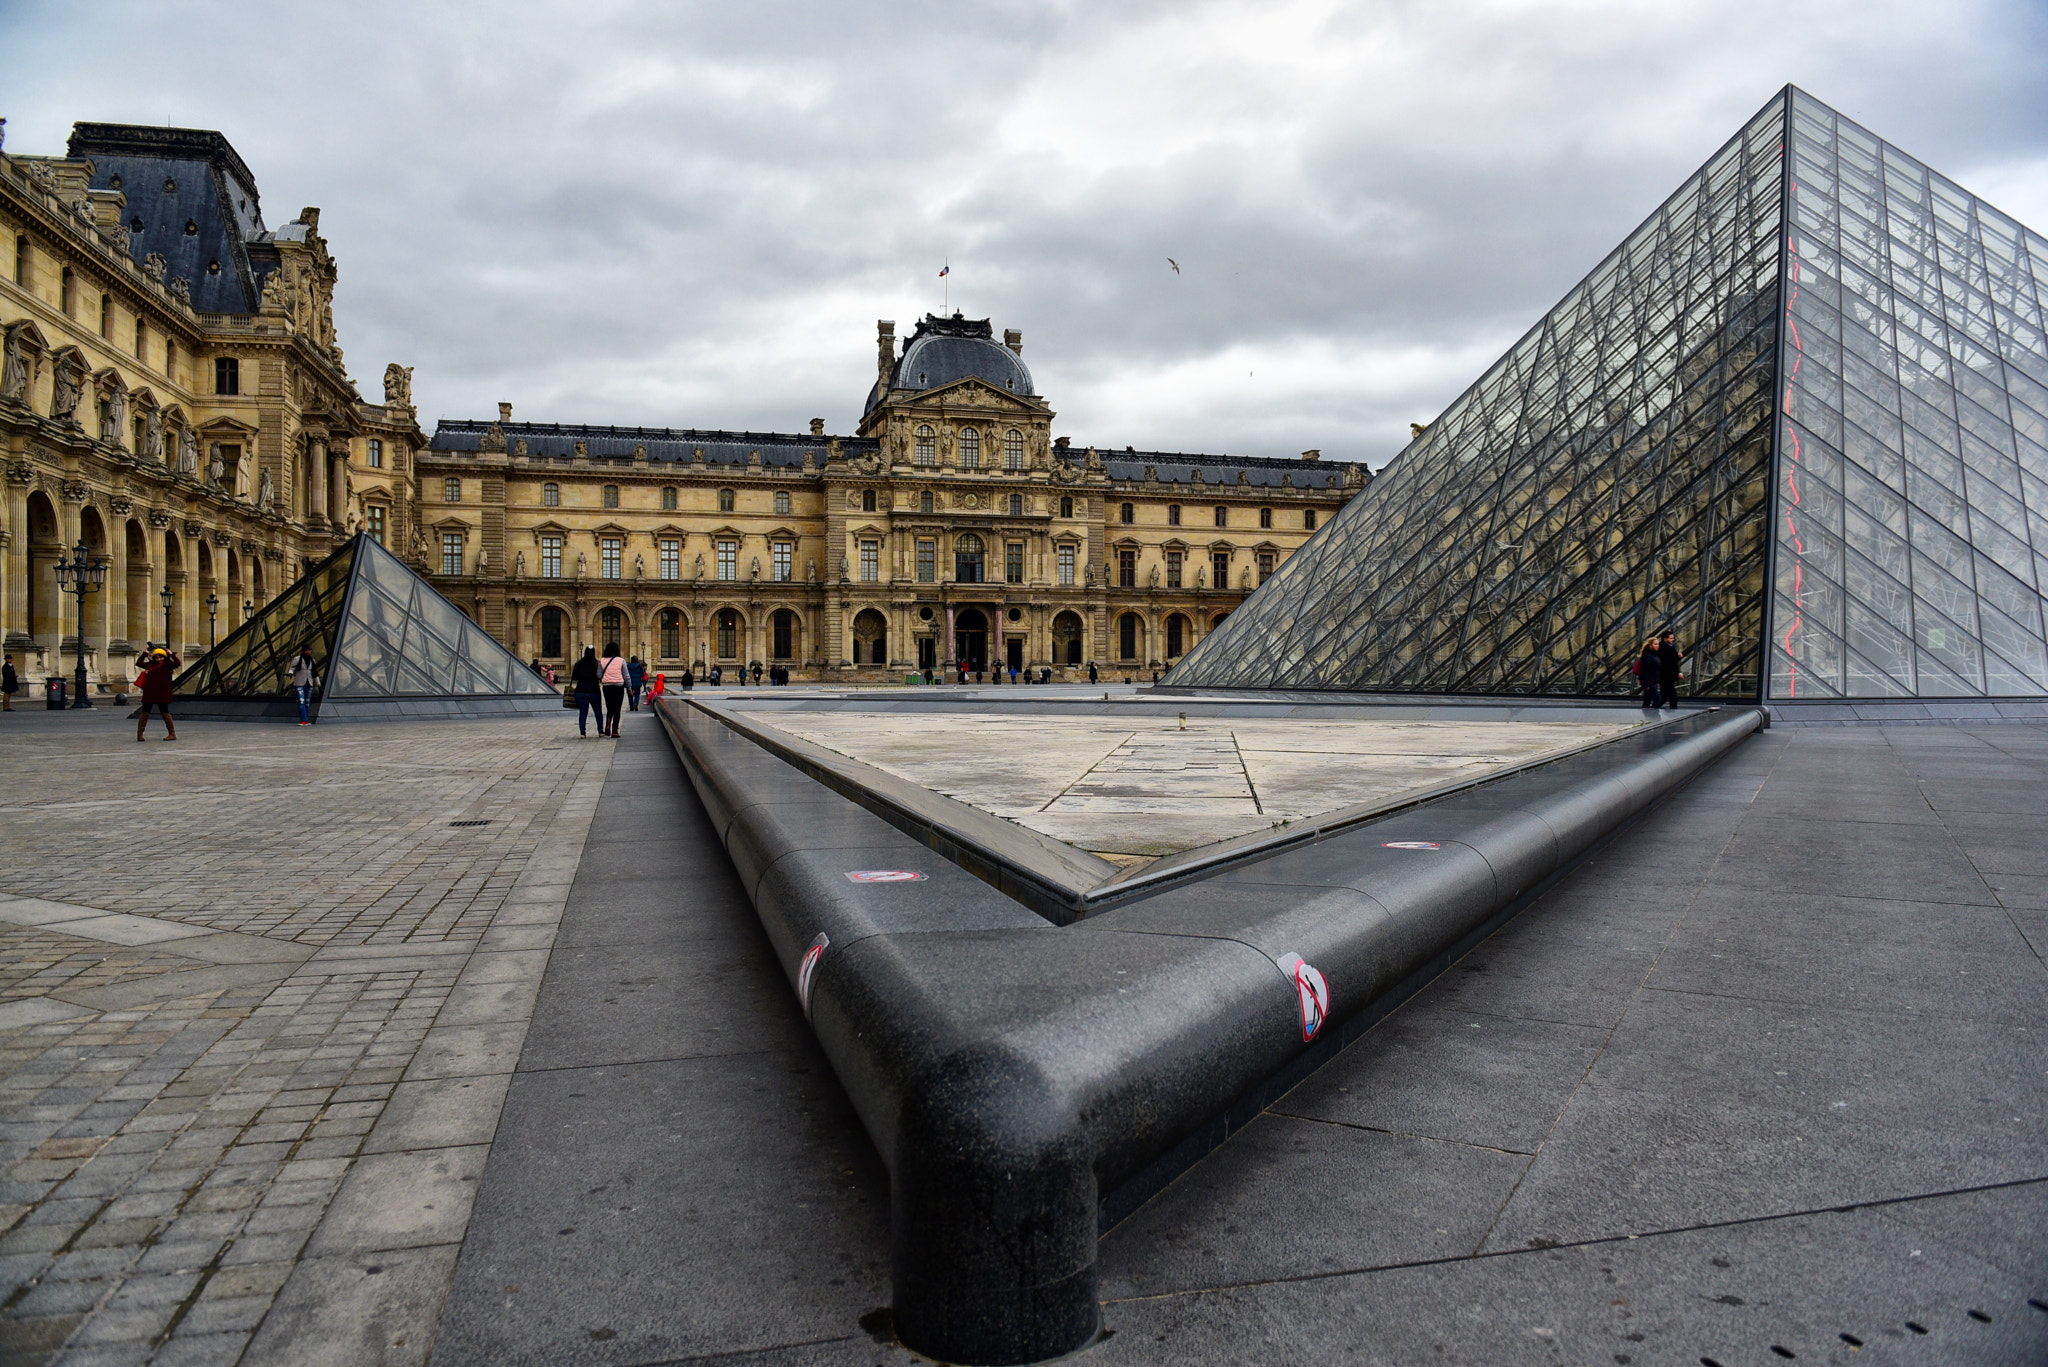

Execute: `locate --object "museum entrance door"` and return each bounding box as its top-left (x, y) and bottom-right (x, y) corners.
top-left (954, 608), bottom-right (988, 673)
top-left (918, 636), bottom-right (936, 673)
top-left (1007, 637), bottom-right (1023, 673)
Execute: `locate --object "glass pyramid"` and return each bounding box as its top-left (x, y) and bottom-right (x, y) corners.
top-left (175, 533), bottom-right (559, 719)
top-left (1171, 87), bottom-right (2048, 702)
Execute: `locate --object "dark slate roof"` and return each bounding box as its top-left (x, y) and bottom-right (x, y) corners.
top-left (865, 313), bottom-right (1036, 412)
top-left (67, 124), bottom-right (265, 315)
top-left (1099, 449), bottom-right (1355, 490)
top-left (429, 421), bottom-right (878, 468)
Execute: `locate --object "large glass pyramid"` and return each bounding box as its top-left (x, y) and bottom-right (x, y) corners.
top-left (1171, 87), bottom-right (2048, 703)
top-left (174, 533), bottom-right (560, 720)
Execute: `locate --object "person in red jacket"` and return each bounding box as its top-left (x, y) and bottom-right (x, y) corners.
top-left (136, 648), bottom-right (180, 742)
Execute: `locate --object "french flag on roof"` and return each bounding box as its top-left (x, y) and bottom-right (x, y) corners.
top-left (938, 265), bottom-right (949, 277)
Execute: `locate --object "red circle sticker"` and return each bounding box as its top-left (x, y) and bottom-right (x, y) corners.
top-left (1383, 841), bottom-right (1441, 850)
top-left (1276, 953), bottom-right (1329, 1042)
top-left (797, 932), bottom-right (829, 1019)
top-left (845, 870), bottom-right (927, 883)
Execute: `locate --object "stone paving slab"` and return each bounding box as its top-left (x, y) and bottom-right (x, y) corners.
top-left (0, 706), bottom-right (612, 1367)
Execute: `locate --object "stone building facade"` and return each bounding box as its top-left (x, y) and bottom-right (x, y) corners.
top-left (414, 313), bottom-right (1367, 681)
top-left (0, 122), bottom-right (420, 694)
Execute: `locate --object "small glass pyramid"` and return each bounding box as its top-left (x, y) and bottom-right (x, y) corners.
top-left (1172, 87), bottom-right (2048, 702)
top-left (175, 533), bottom-right (559, 720)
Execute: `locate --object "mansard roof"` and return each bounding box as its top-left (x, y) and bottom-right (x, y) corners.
top-left (428, 420), bottom-right (878, 468)
top-left (68, 123), bottom-right (267, 315)
top-left (1098, 449), bottom-right (1358, 491)
top-left (866, 313), bottom-right (1037, 413)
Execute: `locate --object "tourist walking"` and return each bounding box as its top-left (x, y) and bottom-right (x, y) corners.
top-left (572, 646), bottom-right (602, 737)
top-left (290, 646), bottom-right (321, 726)
top-left (600, 645), bottom-right (629, 737)
top-left (2, 653), bottom-right (16, 711)
top-left (1634, 637), bottom-right (1663, 708)
top-left (1657, 632), bottom-right (1685, 708)
top-left (627, 655), bottom-right (645, 710)
top-left (136, 647), bottom-right (180, 741)
top-left (1087, 661), bottom-right (1098, 685)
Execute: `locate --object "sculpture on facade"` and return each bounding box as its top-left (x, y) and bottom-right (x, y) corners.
top-left (100, 386), bottom-right (125, 445)
top-left (142, 407), bottom-right (166, 465)
top-left (1149, 564), bottom-right (1160, 587)
top-left (1, 323), bottom-right (30, 403)
top-left (694, 553), bottom-right (705, 580)
top-left (383, 363), bottom-right (414, 407)
top-left (260, 268), bottom-right (292, 311)
top-left (258, 468), bottom-right (276, 513)
top-left (51, 352), bottom-right (84, 426)
top-left (167, 278), bottom-right (191, 305)
top-left (206, 442), bottom-right (226, 490)
top-left (575, 552), bottom-right (587, 578)
top-left (514, 551), bottom-right (526, 578)
top-left (142, 252), bottom-right (167, 282)
top-left (635, 553), bottom-right (646, 578)
top-left (176, 424), bottom-right (199, 477)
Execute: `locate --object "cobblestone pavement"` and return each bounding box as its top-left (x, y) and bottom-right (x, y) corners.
top-left (0, 707), bottom-right (612, 1367)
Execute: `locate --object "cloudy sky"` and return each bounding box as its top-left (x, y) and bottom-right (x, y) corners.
top-left (7, 1), bottom-right (2047, 465)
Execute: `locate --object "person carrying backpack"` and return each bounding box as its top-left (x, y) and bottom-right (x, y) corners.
top-left (137, 647), bottom-right (181, 741)
top-left (571, 646), bottom-right (602, 737)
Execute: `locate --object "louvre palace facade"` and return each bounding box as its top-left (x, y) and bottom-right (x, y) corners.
top-left (2, 121), bottom-right (1364, 692)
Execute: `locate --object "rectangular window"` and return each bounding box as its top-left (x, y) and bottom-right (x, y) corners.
top-left (1214, 506), bottom-right (1228, 528)
top-left (444, 477), bottom-right (461, 502)
top-left (1118, 548), bottom-right (1137, 588)
top-left (1258, 551), bottom-right (1276, 584)
top-left (601, 537), bottom-right (622, 579)
top-left (859, 539), bottom-right (879, 582)
top-left (1005, 541), bottom-right (1024, 584)
top-left (542, 535), bottom-right (562, 578)
top-left (364, 438), bottom-right (382, 469)
top-left (543, 482), bottom-right (559, 506)
top-left (134, 317), bottom-right (146, 358)
top-left (1212, 551), bottom-right (1229, 587)
top-left (214, 356), bottom-right (239, 395)
top-left (1304, 508), bottom-right (1317, 530)
top-left (365, 505), bottom-right (386, 546)
top-left (1008, 494), bottom-right (1023, 516)
top-left (442, 532), bottom-right (463, 576)
top-left (1259, 507), bottom-right (1273, 529)
top-left (1168, 504), bottom-right (1181, 526)
top-left (12, 234), bottom-right (26, 287)
top-left (660, 538), bottom-right (680, 581)
top-left (164, 337), bottom-right (176, 385)
top-left (1057, 544), bottom-right (1075, 586)
top-left (1166, 550), bottom-right (1182, 588)
top-left (773, 541), bottom-right (792, 582)
top-left (716, 539), bottom-right (737, 580)
top-left (917, 539), bottom-right (936, 583)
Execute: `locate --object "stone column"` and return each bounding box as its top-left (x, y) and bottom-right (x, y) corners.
top-left (329, 444), bottom-right (348, 532)
top-left (308, 438), bottom-right (329, 525)
top-left (944, 604), bottom-right (955, 670)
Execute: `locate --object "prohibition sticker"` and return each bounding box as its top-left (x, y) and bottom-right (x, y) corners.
top-left (1276, 953), bottom-right (1329, 1043)
top-left (844, 870), bottom-right (926, 883)
top-left (1382, 841), bottom-right (1441, 850)
top-left (797, 932), bottom-right (829, 1020)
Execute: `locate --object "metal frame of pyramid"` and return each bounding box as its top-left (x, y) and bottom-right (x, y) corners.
top-left (172, 532), bottom-right (562, 722)
top-left (1170, 87), bottom-right (2048, 708)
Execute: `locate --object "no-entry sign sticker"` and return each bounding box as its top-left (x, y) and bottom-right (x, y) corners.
top-left (1276, 952), bottom-right (1329, 1042)
top-left (844, 870), bottom-right (926, 883)
top-left (1382, 841), bottom-right (1441, 850)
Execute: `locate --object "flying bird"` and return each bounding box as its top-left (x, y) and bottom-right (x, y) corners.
top-left (1167, 258), bottom-right (1180, 274)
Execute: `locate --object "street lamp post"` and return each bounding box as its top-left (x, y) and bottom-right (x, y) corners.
top-left (206, 593), bottom-right (220, 651)
top-left (52, 538), bottom-right (108, 709)
top-left (160, 584), bottom-right (175, 652)
top-left (243, 599), bottom-right (254, 623)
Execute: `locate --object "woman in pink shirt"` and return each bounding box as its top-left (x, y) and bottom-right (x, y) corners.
top-left (599, 643), bottom-right (629, 738)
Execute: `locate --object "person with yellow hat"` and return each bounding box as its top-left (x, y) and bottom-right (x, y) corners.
top-left (135, 647), bottom-right (179, 741)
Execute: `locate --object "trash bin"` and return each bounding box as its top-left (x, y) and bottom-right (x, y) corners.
top-left (45, 677), bottom-right (65, 709)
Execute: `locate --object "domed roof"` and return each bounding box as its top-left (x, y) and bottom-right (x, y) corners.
top-left (865, 313), bottom-right (1035, 413)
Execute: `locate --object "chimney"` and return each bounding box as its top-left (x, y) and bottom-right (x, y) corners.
top-left (809, 418), bottom-right (825, 436)
top-left (877, 321), bottom-right (896, 392)
top-left (498, 401), bottom-right (513, 424)
top-left (1300, 449), bottom-right (1320, 461)
top-left (1003, 329), bottom-right (1022, 355)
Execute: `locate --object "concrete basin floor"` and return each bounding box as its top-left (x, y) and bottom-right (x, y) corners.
top-left (431, 717), bottom-right (2048, 1366)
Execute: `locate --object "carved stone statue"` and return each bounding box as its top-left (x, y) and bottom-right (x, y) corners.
top-left (1084, 563), bottom-right (1095, 587)
top-left (1, 323), bottom-right (29, 403)
top-left (839, 555), bottom-right (850, 581)
top-left (807, 558), bottom-right (816, 582)
top-left (142, 252), bottom-right (166, 282)
top-left (382, 363), bottom-right (414, 407)
top-left (176, 425), bottom-right (199, 477)
top-left (634, 553), bottom-right (646, 578)
top-left (1084, 446), bottom-right (1105, 474)
top-left (207, 441), bottom-right (225, 489)
top-left (1149, 564), bottom-right (1160, 587)
top-left (693, 553), bottom-right (705, 580)
top-left (749, 556), bottom-right (760, 580)
top-left (576, 552), bottom-right (587, 578)
top-left (100, 387), bottom-right (125, 445)
top-left (51, 352), bottom-right (84, 425)
top-left (475, 547), bottom-right (488, 576)
top-left (167, 278), bottom-right (191, 305)
top-left (260, 269), bottom-right (292, 311)
top-left (1196, 566), bottom-right (1207, 589)
top-left (143, 407), bottom-right (165, 465)
top-left (258, 467), bottom-right (276, 513)
top-left (514, 551), bottom-right (526, 577)
top-left (481, 424), bottom-right (506, 454)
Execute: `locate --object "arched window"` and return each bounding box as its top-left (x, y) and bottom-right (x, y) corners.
top-left (659, 608), bottom-right (682, 658)
top-left (955, 533), bottom-right (985, 584)
top-left (774, 490), bottom-right (791, 515)
top-left (603, 484), bottom-right (620, 509)
top-left (539, 607), bottom-right (565, 658)
top-left (862, 488), bottom-right (877, 512)
top-left (1059, 496), bottom-right (1073, 518)
top-left (543, 482), bottom-right (560, 506)
top-left (915, 425), bottom-right (935, 466)
top-left (1119, 613), bottom-right (1141, 661)
top-left (1259, 506), bottom-right (1273, 529)
top-left (599, 607), bottom-right (625, 651)
top-left (718, 488), bottom-right (735, 512)
top-left (1213, 505), bottom-right (1228, 528)
top-left (663, 486), bottom-right (678, 510)
top-left (959, 427), bottom-right (980, 469)
top-left (1120, 502), bottom-right (1135, 524)
top-left (920, 490), bottom-right (933, 514)
top-left (1304, 508), bottom-right (1317, 529)
top-left (716, 608), bottom-right (740, 659)
top-left (1004, 429), bottom-right (1024, 469)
